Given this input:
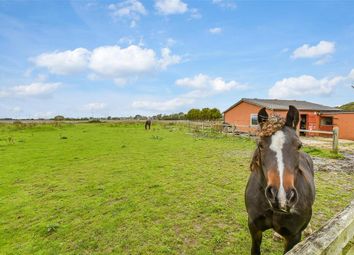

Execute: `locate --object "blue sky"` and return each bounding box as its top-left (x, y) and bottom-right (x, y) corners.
top-left (1, 0), bottom-right (354, 118)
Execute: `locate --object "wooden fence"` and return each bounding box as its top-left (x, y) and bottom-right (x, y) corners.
top-left (299, 127), bottom-right (339, 153)
top-left (192, 122), bottom-right (340, 153)
top-left (286, 199), bottom-right (354, 255)
top-left (177, 122), bottom-right (339, 152)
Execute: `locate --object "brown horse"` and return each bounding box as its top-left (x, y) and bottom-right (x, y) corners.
top-left (245, 106), bottom-right (315, 255)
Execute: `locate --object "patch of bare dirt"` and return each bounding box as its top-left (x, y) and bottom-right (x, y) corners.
top-left (312, 153), bottom-right (354, 173)
top-left (301, 137), bottom-right (354, 173)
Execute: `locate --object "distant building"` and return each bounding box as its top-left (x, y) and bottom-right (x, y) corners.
top-left (223, 98), bottom-right (354, 140)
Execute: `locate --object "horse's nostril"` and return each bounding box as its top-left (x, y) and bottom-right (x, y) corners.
top-left (287, 188), bottom-right (298, 206)
top-left (265, 186), bottom-right (277, 202)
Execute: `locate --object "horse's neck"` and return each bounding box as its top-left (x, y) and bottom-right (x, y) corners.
top-left (255, 168), bottom-right (267, 190)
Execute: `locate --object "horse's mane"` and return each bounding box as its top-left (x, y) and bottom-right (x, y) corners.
top-left (257, 115), bottom-right (286, 137)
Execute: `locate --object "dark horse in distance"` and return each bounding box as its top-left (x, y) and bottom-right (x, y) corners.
top-left (145, 119), bottom-right (151, 130)
top-left (245, 106), bottom-right (315, 254)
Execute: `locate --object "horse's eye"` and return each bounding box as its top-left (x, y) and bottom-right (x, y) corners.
top-left (297, 142), bottom-right (302, 150)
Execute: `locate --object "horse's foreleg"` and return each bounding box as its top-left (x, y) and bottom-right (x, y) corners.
top-left (248, 221), bottom-right (262, 255)
top-left (303, 223), bottom-right (313, 237)
top-left (284, 232), bottom-right (301, 254)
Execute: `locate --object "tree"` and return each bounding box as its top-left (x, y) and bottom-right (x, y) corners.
top-left (54, 115), bottom-right (65, 121)
top-left (210, 108), bottom-right (222, 120)
top-left (178, 112), bottom-right (185, 120)
top-left (201, 108), bottom-right (211, 120)
top-left (134, 115), bottom-right (145, 120)
top-left (186, 109), bottom-right (201, 120)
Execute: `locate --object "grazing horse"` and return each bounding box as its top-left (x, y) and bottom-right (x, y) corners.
top-left (245, 106), bottom-right (315, 255)
top-left (145, 119), bottom-right (151, 130)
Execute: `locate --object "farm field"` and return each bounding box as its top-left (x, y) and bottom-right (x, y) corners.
top-left (0, 122), bottom-right (353, 255)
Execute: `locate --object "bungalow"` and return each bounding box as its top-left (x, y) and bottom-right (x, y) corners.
top-left (223, 98), bottom-right (354, 140)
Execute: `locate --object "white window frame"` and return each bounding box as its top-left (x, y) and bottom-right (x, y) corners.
top-left (250, 114), bottom-right (258, 126)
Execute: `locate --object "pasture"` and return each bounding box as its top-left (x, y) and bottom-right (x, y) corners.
top-left (0, 122), bottom-right (353, 254)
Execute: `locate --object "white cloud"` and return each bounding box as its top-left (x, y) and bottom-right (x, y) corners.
top-left (0, 90), bottom-right (10, 98)
top-left (209, 27), bottom-right (222, 34)
top-left (176, 73), bottom-right (247, 93)
top-left (89, 45), bottom-right (157, 77)
top-left (33, 111), bottom-right (54, 119)
top-left (159, 48), bottom-right (181, 69)
top-left (33, 48), bottom-right (90, 75)
top-left (13, 82), bottom-right (60, 96)
top-left (89, 45), bottom-right (180, 78)
top-left (35, 73), bottom-right (48, 82)
top-left (132, 97), bottom-right (193, 111)
top-left (268, 69), bottom-right (354, 98)
top-left (0, 105), bottom-right (22, 113)
top-left (0, 82), bottom-right (60, 98)
top-left (212, 0), bottom-right (237, 9)
top-left (108, 0), bottom-right (147, 28)
top-left (349, 69), bottom-right (354, 80)
top-left (166, 38), bottom-right (176, 47)
top-left (84, 102), bottom-right (107, 111)
top-left (118, 36), bottom-right (135, 46)
top-left (155, 0), bottom-right (188, 15)
top-left (12, 106), bottom-right (22, 113)
top-left (176, 74), bottom-right (208, 89)
top-left (314, 56), bottom-right (331, 65)
top-left (132, 74), bottom-right (248, 112)
top-left (292, 41), bottom-right (335, 59)
top-left (114, 78), bottom-right (128, 86)
top-left (88, 73), bottom-right (128, 86)
top-left (33, 45), bottom-right (181, 83)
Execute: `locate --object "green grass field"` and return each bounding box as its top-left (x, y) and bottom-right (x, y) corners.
top-left (1, 122), bottom-right (353, 254)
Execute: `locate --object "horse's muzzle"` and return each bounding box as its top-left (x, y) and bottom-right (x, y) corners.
top-left (265, 185), bottom-right (298, 212)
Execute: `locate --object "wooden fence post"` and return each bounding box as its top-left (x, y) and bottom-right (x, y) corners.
top-left (332, 127), bottom-right (339, 153)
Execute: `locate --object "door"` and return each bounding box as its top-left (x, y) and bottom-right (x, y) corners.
top-left (300, 114), bottom-right (307, 136)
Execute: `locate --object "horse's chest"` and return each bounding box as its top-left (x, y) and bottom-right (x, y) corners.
top-left (272, 214), bottom-right (304, 235)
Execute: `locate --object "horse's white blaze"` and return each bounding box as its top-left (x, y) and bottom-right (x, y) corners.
top-left (270, 130), bottom-right (287, 208)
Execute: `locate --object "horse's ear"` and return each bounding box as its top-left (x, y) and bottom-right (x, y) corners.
top-left (250, 148), bottom-right (261, 172)
top-left (285, 105), bottom-right (299, 129)
top-left (257, 107), bottom-right (268, 127)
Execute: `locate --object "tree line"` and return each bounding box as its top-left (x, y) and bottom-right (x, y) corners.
top-left (51, 107), bottom-right (223, 121)
top-left (185, 108), bottom-right (222, 120)
top-left (147, 108), bottom-right (222, 121)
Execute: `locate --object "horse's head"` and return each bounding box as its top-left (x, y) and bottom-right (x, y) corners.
top-left (255, 105), bottom-right (302, 213)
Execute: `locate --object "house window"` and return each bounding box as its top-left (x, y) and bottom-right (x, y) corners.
top-left (250, 114), bottom-right (258, 126)
top-left (320, 117), bottom-right (333, 126)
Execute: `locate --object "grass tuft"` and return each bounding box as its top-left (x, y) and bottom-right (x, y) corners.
top-left (302, 146), bottom-right (344, 159)
top-left (46, 223), bottom-right (60, 235)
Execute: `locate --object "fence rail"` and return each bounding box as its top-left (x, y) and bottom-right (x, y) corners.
top-left (185, 122), bottom-right (340, 152)
top-left (299, 127), bottom-right (339, 153)
top-left (299, 129), bottom-right (333, 135)
top-left (286, 199), bottom-right (354, 255)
